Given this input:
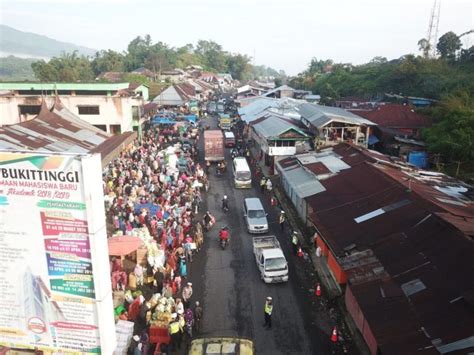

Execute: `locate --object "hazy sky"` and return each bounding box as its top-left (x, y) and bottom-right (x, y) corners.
top-left (1, 0), bottom-right (473, 75)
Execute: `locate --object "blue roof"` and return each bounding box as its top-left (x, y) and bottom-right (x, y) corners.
top-left (151, 117), bottom-right (176, 125)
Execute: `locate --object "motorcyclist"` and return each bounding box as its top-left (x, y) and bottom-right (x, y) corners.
top-left (222, 195), bottom-right (229, 211)
top-left (219, 226), bottom-right (230, 245)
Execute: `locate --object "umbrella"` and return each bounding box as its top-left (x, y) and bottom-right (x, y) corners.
top-left (107, 236), bottom-right (143, 256)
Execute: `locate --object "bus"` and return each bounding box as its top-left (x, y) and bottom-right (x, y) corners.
top-left (232, 157), bottom-right (252, 188)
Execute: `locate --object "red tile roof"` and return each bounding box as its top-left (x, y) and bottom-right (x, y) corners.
top-left (352, 104), bottom-right (431, 129)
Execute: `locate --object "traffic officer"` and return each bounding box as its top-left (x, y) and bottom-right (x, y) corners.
top-left (263, 296), bottom-right (273, 329)
top-left (279, 211), bottom-right (286, 230)
top-left (260, 177), bottom-right (267, 193)
top-left (168, 313), bottom-right (182, 350)
top-left (291, 232), bottom-right (299, 255)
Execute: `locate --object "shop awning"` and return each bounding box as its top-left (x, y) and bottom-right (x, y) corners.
top-left (107, 236), bottom-right (143, 256)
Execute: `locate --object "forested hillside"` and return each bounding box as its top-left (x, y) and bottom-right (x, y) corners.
top-left (29, 35), bottom-right (284, 83)
top-left (0, 56), bottom-right (36, 80)
top-left (289, 31), bottom-right (474, 179)
top-left (0, 25), bottom-right (96, 58)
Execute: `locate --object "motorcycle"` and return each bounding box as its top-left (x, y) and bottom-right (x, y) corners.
top-left (219, 227), bottom-right (229, 250)
top-left (222, 196), bottom-right (229, 213)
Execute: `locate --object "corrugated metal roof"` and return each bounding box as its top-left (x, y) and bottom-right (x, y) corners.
top-left (0, 82), bottom-right (134, 91)
top-left (238, 97), bottom-right (303, 123)
top-left (0, 101), bottom-right (110, 153)
top-left (252, 115), bottom-right (307, 139)
top-left (152, 86), bottom-right (188, 106)
top-left (262, 85), bottom-right (295, 97)
top-left (238, 98), bottom-right (279, 123)
top-left (281, 165), bottom-right (325, 198)
top-left (0, 98), bottom-right (136, 167)
top-left (298, 103), bottom-right (376, 128)
top-left (305, 157), bottom-right (474, 354)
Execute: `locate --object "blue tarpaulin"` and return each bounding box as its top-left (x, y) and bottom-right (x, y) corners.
top-left (183, 115), bottom-right (197, 123)
top-left (151, 116), bottom-right (177, 125)
top-left (368, 135), bottom-right (379, 145)
top-left (134, 203), bottom-right (160, 216)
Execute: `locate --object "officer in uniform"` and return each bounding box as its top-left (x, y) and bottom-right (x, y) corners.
top-left (263, 296), bottom-right (273, 329)
top-left (291, 232), bottom-right (299, 255)
top-left (168, 313), bottom-right (182, 350)
top-left (279, 211), bottom-right (286, 230)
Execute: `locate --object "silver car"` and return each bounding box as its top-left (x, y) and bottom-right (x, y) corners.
top-left (243, 197), bottom-right (268, 234)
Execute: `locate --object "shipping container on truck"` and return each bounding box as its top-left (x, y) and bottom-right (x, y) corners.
top-left (204, 130), bottom-right (225, 162)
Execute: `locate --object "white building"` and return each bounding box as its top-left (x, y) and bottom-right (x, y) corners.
top-left (0, 82), bottom-right (148, 135)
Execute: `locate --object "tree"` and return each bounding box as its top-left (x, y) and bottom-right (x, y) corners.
top-left (91, 50), bottom-right (125, 75)
top-left (176, 44), bottom-right (201, 68)
top-left (418, 38), bottom-right (431, 58)
top-left (31, 51), bottom-right (94, 82)
top-left (225, 54), bottom-right (251, 80)
top-left (125, 36), bottom-right (151, 70)
top-left (459, 46), bottom-right (474, 62)
top-left (437, 31), bottom-right (461, 59)
top-left (423, 91), bottom-right (474, 165)
top-left (195, 40), bottom-right (227, 72)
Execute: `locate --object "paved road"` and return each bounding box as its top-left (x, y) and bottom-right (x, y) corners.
top-left (186, 115), bottom-right (327, 354)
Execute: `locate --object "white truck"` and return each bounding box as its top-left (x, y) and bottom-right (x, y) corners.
top-left (253, 236), bottom-right (289, 283)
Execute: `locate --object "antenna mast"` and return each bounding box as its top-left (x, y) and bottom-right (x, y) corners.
top-left (426, 0), bottom-right (441, 58)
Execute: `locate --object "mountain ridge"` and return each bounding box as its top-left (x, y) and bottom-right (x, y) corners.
top-left (0, 24), bottom-right (97, 59)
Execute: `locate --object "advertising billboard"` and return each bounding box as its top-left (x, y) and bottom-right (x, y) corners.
top-left (0, 152), bottom-right (115, 353)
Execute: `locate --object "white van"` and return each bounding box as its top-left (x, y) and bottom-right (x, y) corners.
top-left (233, 157), bottom-right (252, 188)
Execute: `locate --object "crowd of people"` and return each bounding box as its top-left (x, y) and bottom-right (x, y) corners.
top-left (103, 118), bottom-right (209, 354)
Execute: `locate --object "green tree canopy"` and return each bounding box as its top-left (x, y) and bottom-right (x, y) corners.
top-left (29, 35), bottom-right (284, 82)
top-left (437, 31), bottom-right (462, 59)
top-left (225, 54), bottom-right (252, 80)
top-left (32, 51), bottom-right (94, 81)
top-left (423, 91), bottom-right (474, 164)
top-left (91, 50), bottom-right (125, 75)
top-left (196, 40), bottom-right (227, 72)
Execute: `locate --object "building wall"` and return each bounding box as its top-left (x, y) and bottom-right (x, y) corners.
top-left (0, 95), bottom-right (143, 133)
top-left (280, 173), bottom-right (308, 220)
top-left (268, 146), bottom-right (297, 156)
top-left (280, 89), bottom-right (294, 98)
top-left (316, 237), bottom-right (329, 256)
top-left (159, 74), bottom-right (183, 83)
top-left (327, 251), bottom-right (347, 284)
top-left (345, 285), bottom-right (378, 355)
top-left (317, 236), bottom-right (347, 284)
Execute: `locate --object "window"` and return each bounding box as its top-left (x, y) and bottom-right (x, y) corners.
top-left (93, 125), bottom-right (107, 132)
top-left (132, 106), bottom-right (140, 120)
top-left (274, 140), bottom-right (296, 147)
top-left (110, 124), bottom-right (121, 134)
top-left (265, 257), bottom-right (287, 271)
top-left (78, 106), bottom-right (100, 115)
top-left (19, 105), bottom-right (41, 115)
